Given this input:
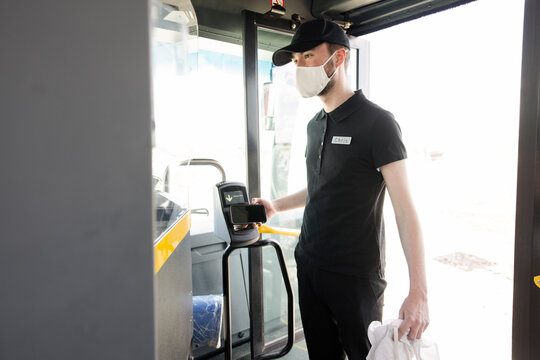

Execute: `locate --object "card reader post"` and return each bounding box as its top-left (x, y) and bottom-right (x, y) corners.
top-left (214, 182), bottom-right (295, 360)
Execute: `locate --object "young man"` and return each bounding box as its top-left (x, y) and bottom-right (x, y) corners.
top-left (253, 19), bottom-right (429, 359)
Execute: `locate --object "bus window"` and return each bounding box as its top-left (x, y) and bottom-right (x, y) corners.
top-left (165, 36), bottom-right (249, 236)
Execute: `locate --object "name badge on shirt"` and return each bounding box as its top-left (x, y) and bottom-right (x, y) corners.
top-left (331, 136), bottom-right (352, 145)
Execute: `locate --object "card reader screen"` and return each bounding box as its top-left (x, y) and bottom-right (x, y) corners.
top-left (223, 190), bottom-right (246, 206)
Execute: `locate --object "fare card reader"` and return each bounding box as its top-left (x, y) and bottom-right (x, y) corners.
top-left (215, 181), bottom-right (295, 360)
top-left (214, 181), bottom-right (260, 247)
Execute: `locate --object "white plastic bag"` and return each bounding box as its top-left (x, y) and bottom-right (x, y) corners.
top-left (366, 319), bottom-right (440, 360)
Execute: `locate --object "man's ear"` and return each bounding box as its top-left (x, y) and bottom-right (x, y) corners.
top-left (335, 48), bottom-right (347, 68)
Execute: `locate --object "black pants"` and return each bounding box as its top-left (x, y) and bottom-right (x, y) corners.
top-left (297, 260), bottom-right (386, 360)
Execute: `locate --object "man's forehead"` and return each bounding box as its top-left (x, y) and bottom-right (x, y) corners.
top-left (291, 42), bottom-right (329, 56)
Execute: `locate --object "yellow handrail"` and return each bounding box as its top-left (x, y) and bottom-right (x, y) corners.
top-left (258, 224), bottom-right (300, 237)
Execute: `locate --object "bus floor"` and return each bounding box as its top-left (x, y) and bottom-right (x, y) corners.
top-left (205, 338), bottom-right (308, 360)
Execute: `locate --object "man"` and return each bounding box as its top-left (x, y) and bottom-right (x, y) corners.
top-left (253, 19), bottom-right (429, 359)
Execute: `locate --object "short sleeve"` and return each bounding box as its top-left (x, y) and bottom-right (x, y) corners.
top-left (371, 112), bottom-right (407, 169)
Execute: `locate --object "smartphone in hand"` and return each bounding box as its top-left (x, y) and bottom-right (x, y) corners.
top-left (229, 204), bottom-right (267, 225)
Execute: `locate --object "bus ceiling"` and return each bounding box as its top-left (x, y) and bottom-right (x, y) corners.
top-left (191, 0), bottom-right (477, 43)
top-left (312, 0), bottom-right (477, 36)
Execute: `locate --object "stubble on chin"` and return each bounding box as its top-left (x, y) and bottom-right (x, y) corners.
top-left (318, 76), bottom-right (336, 97)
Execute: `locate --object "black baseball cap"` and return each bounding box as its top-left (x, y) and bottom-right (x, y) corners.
top-left (272, 19), bottom-right (350, 66)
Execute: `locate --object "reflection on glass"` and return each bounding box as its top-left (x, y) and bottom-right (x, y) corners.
top-left (150, 0), bottom-right (198, 241)
top-left (154, 191), bottom-right (187, 240)
top-left (182, 37), bottom-right (248, 235)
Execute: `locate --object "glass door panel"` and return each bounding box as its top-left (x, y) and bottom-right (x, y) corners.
top-left (257, 28), bottom-right (324, 342)
top-left (163, 36), bottom-right (248, 236)
top-left (150, 0), bottom-right (198, 240)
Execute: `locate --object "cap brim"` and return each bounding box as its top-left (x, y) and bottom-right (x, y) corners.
top-left (272, 40), bottom-right (324, 66)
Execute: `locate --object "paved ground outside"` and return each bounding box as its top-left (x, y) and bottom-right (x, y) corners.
top-left (382, 155), bottom-right (515, 360)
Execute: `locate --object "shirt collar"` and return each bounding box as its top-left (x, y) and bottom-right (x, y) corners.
top-left (318, 90), bottom-right (365, 123)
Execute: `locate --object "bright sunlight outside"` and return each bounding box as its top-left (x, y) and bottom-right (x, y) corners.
top-left (362, 0), bottom-right (525, 358)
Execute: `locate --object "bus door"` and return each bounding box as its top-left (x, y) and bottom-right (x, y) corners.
top-left (245, 12), bottom-right (367, 356)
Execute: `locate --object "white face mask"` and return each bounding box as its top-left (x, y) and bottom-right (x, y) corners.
top-left (295, 52), bottom-right (338, 98)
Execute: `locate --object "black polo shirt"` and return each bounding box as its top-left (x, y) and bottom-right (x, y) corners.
top-left (295, 90), bottom-right (407, 277)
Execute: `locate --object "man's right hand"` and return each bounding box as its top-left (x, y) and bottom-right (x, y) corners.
top-left (251, 188), bottom-right (307, 223)
top-left (251, 197), bottom-right (278, 221)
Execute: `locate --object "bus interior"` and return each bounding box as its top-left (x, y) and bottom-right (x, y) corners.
top-left (1, 0), bottom-right (538, 359)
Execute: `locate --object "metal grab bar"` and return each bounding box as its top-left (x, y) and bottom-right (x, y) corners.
top-left (222, 239), bottom-right (295, 360)
top-left (163, 158), bottom-right (226, 192)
